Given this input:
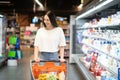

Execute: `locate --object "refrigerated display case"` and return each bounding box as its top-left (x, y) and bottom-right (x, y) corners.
top-left (69, 0), bottom-right (120, 80)
top-left (0, 14), bottom-right (7, 66)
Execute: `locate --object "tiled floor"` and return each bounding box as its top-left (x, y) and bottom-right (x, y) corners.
top-left (0, 49), bottom-right (85, 80)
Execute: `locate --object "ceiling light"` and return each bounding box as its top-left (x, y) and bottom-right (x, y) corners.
top-left (81, 0), bottom-right (84, 4)
top-left (77, 0), bottom-right (84, 11)
top-left (0, 1), bottom-right (10, 4)
top-left (77, 4), bottom-right (83, 10)
top-left (35, 0), bottom-right (44, 10)
top-left (0, 14), bottom-right (3, 17)
top-left (76, 0), bottom-right (113, 20)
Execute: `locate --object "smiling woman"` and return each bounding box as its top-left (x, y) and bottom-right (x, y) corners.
top-left (34, 10), bottom-right (66, 62)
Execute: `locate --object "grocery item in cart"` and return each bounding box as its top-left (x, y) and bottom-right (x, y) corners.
top-left (31, 61), bottom-right (66, 80)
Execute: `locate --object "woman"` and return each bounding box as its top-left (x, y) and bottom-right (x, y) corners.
top-left (34, 11), bottom-right (66, 62)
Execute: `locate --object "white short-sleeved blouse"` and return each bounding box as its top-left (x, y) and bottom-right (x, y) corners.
top-left (34, 27), bottom-right (66, 52)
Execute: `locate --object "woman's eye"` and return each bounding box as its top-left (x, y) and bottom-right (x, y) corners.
top-left (44, 19), bottom-right (49, 21)
top-left (46, 19), bottom-right (49, 21)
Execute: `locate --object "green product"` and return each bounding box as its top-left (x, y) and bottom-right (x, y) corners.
top-left (48, 75), bottom-right (56, 80)
top-left (8, 36), bottom-right (17, 45)
top-left (8, 50), bottom-right (16, 58)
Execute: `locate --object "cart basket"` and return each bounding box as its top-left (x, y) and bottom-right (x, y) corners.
top-left (30, 60), bottom-right (68, 80)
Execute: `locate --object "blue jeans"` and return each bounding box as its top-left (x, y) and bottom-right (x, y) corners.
top-left (40, 52), bottom-right (59, 61)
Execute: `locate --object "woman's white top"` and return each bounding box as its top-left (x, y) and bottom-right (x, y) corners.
top-left (34, 27), bottom-right (66, 52)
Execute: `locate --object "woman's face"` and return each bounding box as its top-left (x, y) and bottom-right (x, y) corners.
top-left (44, 15), bottom-right (52, 27)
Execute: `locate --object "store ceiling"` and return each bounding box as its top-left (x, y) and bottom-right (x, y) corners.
top-left (0, 0), bottom-right (93, 16)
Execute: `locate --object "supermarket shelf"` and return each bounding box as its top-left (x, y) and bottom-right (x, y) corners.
top-left (64, 55), bottom-right (69, 58)
top-left (97, 61), bottom-right (118, 77)
top-left (73, 54), bottom-right (96, 80)
top-left (65, 34), bottom-right (70, 36)
top-left (75, 25), bottom-right (120, 30)
top-left (81, 42), bottom-right (120, 62)
top-left (0, 57), bottom-right (7, 67)
top-left (82, 35), bottom-right (120, 43)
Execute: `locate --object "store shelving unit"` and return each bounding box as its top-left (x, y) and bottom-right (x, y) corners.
top-left (62, 24), bottom-right (70, 58)
top-left (69, 0), bottom-right (120, 80)
top-left (75, 25), bottom-right (120, 78)
top-left (20, 24), bottom-right (38, 49)
top-left (6, 16), bottom-right (23, 66)
top-left (56, 16), bottom-right (70, 58)
top-left (0, 14), bottom-right (7, 66)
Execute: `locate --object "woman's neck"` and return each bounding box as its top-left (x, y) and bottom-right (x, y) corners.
top-left (45, 25), bottom-right (54, 30)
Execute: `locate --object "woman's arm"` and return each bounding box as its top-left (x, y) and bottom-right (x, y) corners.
top-left (34, 46), bottom-right (40, 62)
top-left (59, 46), bottom-right (66, 62)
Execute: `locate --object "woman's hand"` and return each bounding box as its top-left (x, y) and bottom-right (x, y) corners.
top-left (34, 57), bottom-right (40, 62)
top-left (59, 58), bottom-right (66, 62)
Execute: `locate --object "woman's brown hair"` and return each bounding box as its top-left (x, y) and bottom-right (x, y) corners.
top-left (43, 11), bottom-right (58, 27)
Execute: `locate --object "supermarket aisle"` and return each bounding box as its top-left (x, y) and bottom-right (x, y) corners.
top-left (0, 49), bottom-right (85, 80)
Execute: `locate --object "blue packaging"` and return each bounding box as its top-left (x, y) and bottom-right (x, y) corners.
top-left (118, 68), bottom-right (120, 80)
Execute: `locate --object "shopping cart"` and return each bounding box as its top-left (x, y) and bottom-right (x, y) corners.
top-left (30, 60), bottom-right (68, 80)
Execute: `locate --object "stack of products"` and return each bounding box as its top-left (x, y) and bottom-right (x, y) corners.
top-left (6, 18), bottom-right (22, 66)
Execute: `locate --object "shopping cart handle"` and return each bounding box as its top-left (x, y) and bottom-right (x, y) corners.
top-left (31, 59), bottom-right (67, 63)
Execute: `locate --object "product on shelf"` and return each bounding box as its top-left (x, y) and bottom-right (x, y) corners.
top-left (76, 17), bottom-right (120, 79)
top-left (20, 24), bottom-right (38, 48)
top-left (8, 35), bottom-right (17, 45)
top-left (8, 50), bottom-right (16, 58)
top-left (0, 15), bottom-right (7, 58)
top-left (6, 17), bottom-right (22, 66)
